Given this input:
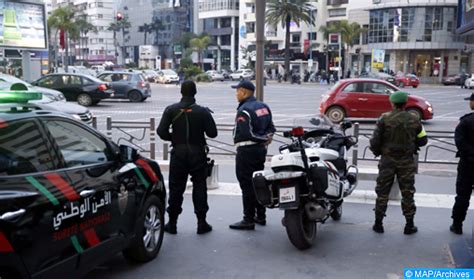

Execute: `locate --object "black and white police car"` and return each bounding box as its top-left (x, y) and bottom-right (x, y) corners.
top-left (0, 85), bottom-right (166, 278)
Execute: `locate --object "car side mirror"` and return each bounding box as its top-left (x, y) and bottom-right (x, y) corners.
top-left (119, 145), bottom-right (139, 163)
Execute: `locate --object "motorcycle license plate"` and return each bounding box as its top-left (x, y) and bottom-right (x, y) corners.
top-left (279, 187), bottom-right (296, 203)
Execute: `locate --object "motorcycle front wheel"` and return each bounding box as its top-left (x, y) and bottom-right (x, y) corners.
top-left (284, 206), bottom-right (317, 250)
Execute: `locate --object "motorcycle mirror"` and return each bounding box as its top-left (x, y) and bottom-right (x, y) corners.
top-left (340, 120), bottom-right (353, 130)
top-left (309, 118), bottom-right (321, 126)
top-left (291, 127), bottom-right (305, 137)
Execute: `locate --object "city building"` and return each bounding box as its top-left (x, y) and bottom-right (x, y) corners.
top-left (51, 0), bottom-right (116, 65)
top-left (348, 0), bottom-right (463, 83)
top-left (117, 0), bottom-right (198, 68)
top-left (198, 0), bottom-right (240, 71)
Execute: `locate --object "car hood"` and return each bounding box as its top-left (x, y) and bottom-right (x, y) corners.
top-left (36, 101), bottom-right (89, 114)
top-left (32, 86), bottom-right (66, 100)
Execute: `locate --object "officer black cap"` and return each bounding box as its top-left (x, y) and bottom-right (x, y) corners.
top-left (464, 93), bottom-right (474, 101)
top-left (181, 80), bottom-right (197, 97)
top-left (231, 80), bottom-right (255, 92)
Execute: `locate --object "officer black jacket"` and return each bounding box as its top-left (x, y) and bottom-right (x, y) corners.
top-left (157, 96), bottom-right (217, 147)
top-left (455, 112), bottom-right (474, 162)
top-left (233, 96), bottom-right (276, 144)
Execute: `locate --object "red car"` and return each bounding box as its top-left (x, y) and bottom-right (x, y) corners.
top-left (395, 74), bottom-right (420, 88)
top-left (320, 79), bottom-right (433, 123)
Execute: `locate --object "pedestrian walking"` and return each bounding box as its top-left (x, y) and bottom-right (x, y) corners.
top-left (450, 93), bottom-right (474, 235)
top-left (460, 71), bottom-right (468, 89)
top-left (369, 91), bottom-right (428, 234)
top-left (157, 80), bottom-right (218, 235)
top-left (229, 80), bottom-right (276, 230)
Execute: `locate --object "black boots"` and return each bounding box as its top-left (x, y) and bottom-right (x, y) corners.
top-left (164, 215), bottom-right (178, 234)
top-left (197, 216), bottom-right (213, 235)
top-left (372, 218), bottom-right (384, 233)
top-left (450, 221), bottom-right (463, 235)
top-left (404, 217), bottom-right (418, 235)
top-left (229, 219), bottom-right (255, 230)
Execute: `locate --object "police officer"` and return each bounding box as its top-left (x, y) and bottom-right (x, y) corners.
top-left (370, 91), bottom-right (428, 235)
top-left (450, 93), bottom-right (474, 235)
top-left (229, 81), bottom-right (276, 230)
top-left (157, 80), bottom-right (217, 235)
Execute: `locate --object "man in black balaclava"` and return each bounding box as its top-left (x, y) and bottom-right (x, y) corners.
top-left (157, 80), bottom-right (218, 234)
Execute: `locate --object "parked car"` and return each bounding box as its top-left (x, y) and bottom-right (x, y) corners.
top-left (360, 72), bottom-right (396, 85)
top-left (229, 69), bottom-right (254, 81)
top-left (97, 71), bottom-right (151, 102)
top-left (464, 74), bottom-right (474, 89)
top-left (0, 74), bottom-right (93, 123)
top-left (206, 70), bottom-right (225, 82)
top-left (395, 74), bottom-right (420, 88)
top-left (442, 74), bottom-right (462, 86)
top-left (91, 65), bottom-right (106, 75)
top-left (156, 69), bottom-right (179, 84)
top-left (57, 66), bottom-right (97, 77)
top-left (319, 79), bottom-right (433, 123)
top-left (142, 70), bottom-right (159, 83)
top-left (221, 69), bottom-right (232, 79)
top-left (0, 90), bottom-right (166, 279)
top-left (31, 74), bottom-right (114, 106)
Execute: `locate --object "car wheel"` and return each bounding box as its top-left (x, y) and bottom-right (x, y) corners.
top-left (407, 108), bottom-right (423, 120)
top-left (326, 106), bottom-right (346, 123)
top-left (77, 93), bottom-right (93, 106)
top-left (413, 85), bottom-right (418, 88)
top-left (123, 195), bottom-right (164, 262)
top-left (129, 91), bottom-right (143, 103)
top-left (399, 82), bottom-right (405, 88)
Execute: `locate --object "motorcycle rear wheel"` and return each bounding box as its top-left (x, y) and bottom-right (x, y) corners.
top-left (284, 206), bottom-right (317, 250)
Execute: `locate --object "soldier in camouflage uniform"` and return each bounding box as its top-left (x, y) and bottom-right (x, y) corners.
top-left (369, 91), bottom-right (428, 235)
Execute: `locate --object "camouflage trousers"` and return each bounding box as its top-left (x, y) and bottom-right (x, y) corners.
top-left (375, 155), bottom-right (417, 219)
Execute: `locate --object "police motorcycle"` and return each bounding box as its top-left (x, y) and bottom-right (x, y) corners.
top-left (252, 115), bottom-right (358, 250)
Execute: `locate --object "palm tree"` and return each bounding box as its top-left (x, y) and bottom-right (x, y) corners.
top-left (48, 5), bottom-right (79, 72)
top-left (108, 16), bottom-right (131, 63)
top-left (138, 23), bottom-right (153, 45)
top-left (190, 34), bottom-right (211, 70)
top-left (320, 20), bottom-right (364, 76)
top-left (266, 0), bottom-right (315, 74)
top-left (76, 17), bottom-right (97, 63)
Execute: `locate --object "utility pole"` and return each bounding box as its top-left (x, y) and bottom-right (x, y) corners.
top-left (255, 0), bottom-right (266, 101)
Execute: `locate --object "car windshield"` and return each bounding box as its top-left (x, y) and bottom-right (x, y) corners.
top-left (162, 70), bottom-right (177, 75)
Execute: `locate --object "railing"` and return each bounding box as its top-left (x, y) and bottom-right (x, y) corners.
top-left (92, 117), bottom-right (458, 168)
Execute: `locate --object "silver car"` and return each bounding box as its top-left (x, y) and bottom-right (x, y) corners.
top-left (0, 74), bottom-right (93, 123)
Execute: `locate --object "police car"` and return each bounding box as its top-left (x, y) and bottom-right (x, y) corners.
top-left (0, 85), bottom-right (166, 278)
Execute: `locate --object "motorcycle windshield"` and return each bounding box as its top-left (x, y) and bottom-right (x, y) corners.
top-left (293, 115), bottom-right (338, 131)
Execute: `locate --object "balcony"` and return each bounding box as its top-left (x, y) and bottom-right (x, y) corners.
top-left (265, 30), bottom-right (278, 37)
top-left (206, 27), bottom-right (233, 36)
top-left (244, 13), bottom-right (256, 22)
top-left (290, 42), bottom-right (302, 49)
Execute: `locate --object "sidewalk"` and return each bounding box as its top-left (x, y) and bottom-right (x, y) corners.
top-left (86, 194), bottom-right (469, 279)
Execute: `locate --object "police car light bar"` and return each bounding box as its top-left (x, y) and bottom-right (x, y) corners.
top-left (0, 83), bottom-right (42, 103)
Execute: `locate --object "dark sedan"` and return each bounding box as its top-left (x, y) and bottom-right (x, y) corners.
top-left (442, 74), bottom-right (462, 86)
top-left (97, 71), bottom-right (151, 102)
top-left (32, 74), bottom-right (114, 106)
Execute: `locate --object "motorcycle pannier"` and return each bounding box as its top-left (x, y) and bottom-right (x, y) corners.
top-left (253, 174), bottom-right (273, 207)
top-left (310, 162), bottom-right (341, 198)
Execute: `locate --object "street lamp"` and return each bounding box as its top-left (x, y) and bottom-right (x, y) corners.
top-left (255, 0), bottom-right (266, 101)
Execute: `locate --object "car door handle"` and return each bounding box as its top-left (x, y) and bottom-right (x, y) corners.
top-left (0, 209), bottom-right (26, 221)
top-left (80, 189), bottom-right (96, 198)
top-left (358, 98), bottom-right (368, 101)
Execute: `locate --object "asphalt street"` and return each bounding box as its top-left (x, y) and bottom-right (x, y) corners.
top-left (87, 81), bottom-right (465, 169)
top-left (85, 194), bottom-right (469, 279)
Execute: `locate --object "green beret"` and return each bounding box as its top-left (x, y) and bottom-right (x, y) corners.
top-left (390, 91), bottom-right (408, 104)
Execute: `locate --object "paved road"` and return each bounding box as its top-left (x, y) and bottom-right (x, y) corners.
top-left (88, 81), bottom-right (465, 168)
top-left (85, 194), bottom-right (469, 279)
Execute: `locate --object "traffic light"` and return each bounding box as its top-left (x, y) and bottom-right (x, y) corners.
top-left (116, 12), bottom-right (123, 21)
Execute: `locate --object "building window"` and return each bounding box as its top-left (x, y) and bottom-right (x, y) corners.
top-left (98, 2), bottom-right (104, 8)
top-left (221, 35), bottom-right (231, 45)
top-left (328, 8), bottom-right (346, 17)
top-left (98, 14), bottom-right (103, 19)
top-left (99, 39), bottom-right (104, 43)
top-left (246, 22), bottom-right (255, 33)
top-left (369, 7), bottom-right (458, 44)
top-left (307, 32), bottom-right (317, 40)
top-left (292, 33), bottom-right (301, 43)
top-left (327, 0), bottom-right (348, 5)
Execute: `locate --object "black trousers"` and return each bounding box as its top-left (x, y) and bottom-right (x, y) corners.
top-left (452, 159), bottom-right (474, 223)
top-left (167, 146), bottom-right (209, 219)
top-left (236, 145), bottom-right (267, 221)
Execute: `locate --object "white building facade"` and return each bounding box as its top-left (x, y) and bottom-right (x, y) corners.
top-left (198, 0), bottom-right (240, 71)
